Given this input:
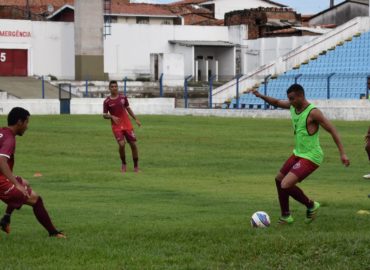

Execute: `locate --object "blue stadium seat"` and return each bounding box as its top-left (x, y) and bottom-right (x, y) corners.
top-left (243, 31), bottom-right (370, 106)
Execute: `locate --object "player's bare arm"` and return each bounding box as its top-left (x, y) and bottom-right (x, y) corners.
top-left (103, 113), bottom-right (120, 124)
top-left (0, 156), bottom-right (29, 197)
top-left (310, 109), bottom-right (350, 167)
top-left (251, 90), bottom-right (290, 109)
top-left (127, 107), bottom-right (141, 127)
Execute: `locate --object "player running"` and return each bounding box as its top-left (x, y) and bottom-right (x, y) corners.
top-left (103, 80), bottom-right (141, 173)
top-left (0, 107), bottom-right (65, 238)
top-left (251, 84), bottom-right (350, 224)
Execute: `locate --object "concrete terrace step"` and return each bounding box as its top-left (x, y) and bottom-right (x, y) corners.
top-left (0, 77), bottom-right (61, 99)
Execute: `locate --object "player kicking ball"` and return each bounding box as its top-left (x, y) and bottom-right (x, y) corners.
top-left (251, 84), bottom-right (350, 224)
top-left (103, 80), bottom-right (141, 173)
top-left (0, 107), bottom-right (65, 238)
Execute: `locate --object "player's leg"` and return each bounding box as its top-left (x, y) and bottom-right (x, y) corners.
top-left (0, 205), bottom-right (14, 234)
top-left (118, 139), bottom-right (127, 173)
top-left (128, 142), bottom-right (139, 172)
top-left (113, 129), bottom-right (127, 173)
top-left (282, 158), bottom-right (320, 223)
top-left (281, 172), bottom-right (315, 209)
top-left (276, 155), bottom-right (298, 224)
top-left (124, 130), bottom-right (139, 172)
top-left (0, 177), bottom-right (31, 234)
top-left (275, 172), bottom-right (293, 224)
top-left (25, 190), bottom-right (66, 238)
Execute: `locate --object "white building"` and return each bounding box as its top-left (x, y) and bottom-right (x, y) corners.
top-left (0, 18), bottom-right (323, 86)
top-left (0, 20), bottom-right (74, 79)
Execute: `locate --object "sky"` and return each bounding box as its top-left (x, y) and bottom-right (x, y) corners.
top-left (131, 0), bottom-right (347, 15)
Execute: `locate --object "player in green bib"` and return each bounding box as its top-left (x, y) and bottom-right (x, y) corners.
top-left (252, 84), bottom-right (350, 224)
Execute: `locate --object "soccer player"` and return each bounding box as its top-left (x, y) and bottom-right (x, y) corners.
top-left (251, 84), bottom-right (350, 224)
top-left (364, 126), bottom-right (370, 179)
top-left (103, 80), bottom-right (141, 173)
top-left (0, 107), bottom-right (65, 238)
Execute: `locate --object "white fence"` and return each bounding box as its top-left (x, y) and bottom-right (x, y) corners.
top-left (0, 98), bottom-right (369, 121)
top-left (0, 98), bottom-right (175, 115)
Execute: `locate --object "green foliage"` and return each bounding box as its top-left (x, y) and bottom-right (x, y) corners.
top-left (0, 115), bottom-right (369, 269)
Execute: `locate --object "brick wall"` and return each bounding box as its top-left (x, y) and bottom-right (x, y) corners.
top-left (225, 7), bottom-right (301, 39)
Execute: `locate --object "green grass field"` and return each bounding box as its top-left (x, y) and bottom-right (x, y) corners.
top-left (0, 115), bottom-right (369, 269)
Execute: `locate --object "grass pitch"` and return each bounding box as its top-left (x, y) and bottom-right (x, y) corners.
top-left (0, 115), bottom-right (369, 269)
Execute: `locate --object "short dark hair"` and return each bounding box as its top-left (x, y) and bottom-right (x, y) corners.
top-left (287, 84), bottom-right (305, 96)
top-left (109, 80), bottom-right (118, 87)
top-left (8, 107), bottom-right (30, 126)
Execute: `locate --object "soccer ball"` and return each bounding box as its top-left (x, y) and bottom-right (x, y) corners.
top-left (250, 211), bottom-right (270, 228)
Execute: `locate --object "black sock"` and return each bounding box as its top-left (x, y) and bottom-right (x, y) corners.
top-left (1, 213), bottom-right (11, 223)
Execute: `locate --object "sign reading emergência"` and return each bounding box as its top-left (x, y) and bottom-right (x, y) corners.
top-left (0, 30), bottom-right (31, 38)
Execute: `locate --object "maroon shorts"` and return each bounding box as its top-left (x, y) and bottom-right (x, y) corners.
top-left (113, 129), bottom-right (137, 143)
top-left (0, 176), bottom-right (32, 209)
top-left (280, 154), bottom-right (319, 181)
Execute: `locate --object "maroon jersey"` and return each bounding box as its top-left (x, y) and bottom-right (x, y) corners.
top-left (0, 127), bottom-right (15, 179)
top-left (103, 94), bottom-right (133, 131)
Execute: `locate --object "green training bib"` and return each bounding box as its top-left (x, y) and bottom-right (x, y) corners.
top-left (290, 104), bottom-right (323, 165)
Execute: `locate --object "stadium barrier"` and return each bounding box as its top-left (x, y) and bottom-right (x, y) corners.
top-left (0, 99), bottom-right (369, 121)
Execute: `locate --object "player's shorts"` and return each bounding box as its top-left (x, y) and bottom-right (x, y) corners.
top-left (0, 176), bottom-right (32, 209)
top-left (113, 129), bottom-right (137, 143)
top-left (280, 154), bottom-right (319, 181)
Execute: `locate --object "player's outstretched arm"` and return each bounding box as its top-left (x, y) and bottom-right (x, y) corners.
top-left (127, 107), bottom-right (141, 127)
top-left (311, 109), bottom-right (350, 167)
top-left (250, 89), bottom-right (290, 109)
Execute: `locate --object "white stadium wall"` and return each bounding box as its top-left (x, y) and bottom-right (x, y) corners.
top-left (0, 19), bottom-right (75, 79)
top-left (70, 98), bottom-right (176, 115)
top-left (0, 99), bottom-right (370, 121)
top-left (243, 36), bottom-right (317, 75)
top-left (0, 98), bottom-right (176, 115)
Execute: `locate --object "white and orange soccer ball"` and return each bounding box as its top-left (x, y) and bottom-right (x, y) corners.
top-left (250, 211), bottom-right (270, 228)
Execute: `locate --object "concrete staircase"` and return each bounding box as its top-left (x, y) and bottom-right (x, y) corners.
top-left (0, 77), bottom-right (61, 99)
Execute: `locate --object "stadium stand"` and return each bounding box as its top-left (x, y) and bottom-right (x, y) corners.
top-left (0, 77), bottom-right (72, 99)
top-left (229, 31), bottom-right (370, 109)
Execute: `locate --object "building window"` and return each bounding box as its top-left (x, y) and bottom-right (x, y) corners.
top-left (161, 20), bottom-right (172, 25)
top-left (136, 17), bottom-right (149, 24)
top-left (196, 56), bottom-right (203, 60)
top-left (207, 56), bottom-right (214, 60)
